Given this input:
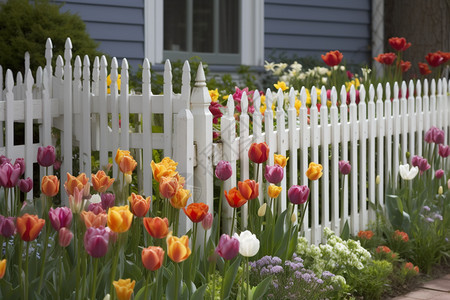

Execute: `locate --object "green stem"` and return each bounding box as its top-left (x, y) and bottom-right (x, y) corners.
top-left (220, 260), bottom-right (229, 300)
top-left (5, 188), bottom-right (9, 216)
top-left (58, 249), bottom-right (63, 298)
top-left (174, 209), bottom-right (180, 236)
top-left (298, 200), bottom-right (310, 234)
top-left (217, 181), bottom-right (224, 244)
top-left (230, 208), bottom-right (236, 236)
top-left (25, 242), bottom-right (30, 300)
top-left (37, 222), bottom-right (50, 292)
top-left (144, 269), bottom-right (151, 300)
top-left (174, 263), bottom-right (179, 300)
top-left (110, 236), bottom-right (121, 300)
top-left (91, 258), bottom-right (99, 300)
top-left (246, 257), bottom-right (250, 300)
top-left (284, 203), bottom-right (293, 261)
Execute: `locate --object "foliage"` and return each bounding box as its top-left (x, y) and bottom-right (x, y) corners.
top-left (346, 260), bottom-right (393, 299)
top-left (0, 0), bottom-right (103, 73)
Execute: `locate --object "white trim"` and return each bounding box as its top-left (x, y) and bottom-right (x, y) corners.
top-left (145, 0), bottom-right (164, 64)
top-left (241, 0), bottom-right (264, 66)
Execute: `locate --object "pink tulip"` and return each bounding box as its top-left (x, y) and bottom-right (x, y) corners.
top-left (37, 145), bottom-right (56, 167)
top-left (438, 145), bottom-right (450, 158)
top-left (288, 185), bottom-right (310, 205)
top-left (0, 156), bottom-right (10, 165)
top-left (201, 212), bottom-right (213, 230)
top-left (0, 215), bottom-right (15, 237)
top-left (215, 234), bottom-right (239, 260)
top-left (49, 207), bottom-right (73, 231)
top-left (215, 160), bottom-right (232, 181)
top-left (424, 127), bottom-right (444, 144)
top-left (18, 177), bottom-right (33, 193)
top-left (101, 193), bottom-right (115, 210)
top-left (84, 226), bottom-right (110, 257)
top-left (88, 203), bottom-right (105, 215)
top-left (58, 228), bottom-right (73, 247)
top-left (14, 158), bottom-right (25, 176)
top-left (338, 160), bottom-right (352, 175)
top-left (0, 162), bottom-right (21, 188)
top-left (435, 169), bottom-right (444, 179)
top-left (264, 165), bottom-right (284, 184)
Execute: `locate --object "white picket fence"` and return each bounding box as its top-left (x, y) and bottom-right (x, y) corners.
top-left (0, 38), bottom-right (449, 244)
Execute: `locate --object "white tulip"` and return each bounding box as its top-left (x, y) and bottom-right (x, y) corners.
top-left (233, 230), bottom-right (260, 257)
top-left (399, 164), bottom-right (419, 180)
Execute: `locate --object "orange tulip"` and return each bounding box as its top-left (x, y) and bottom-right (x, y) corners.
top-left (150, 161), bottom-right (178, 183)
top-left (0, 259), bottom-right (6, 279)
top-left (224, 187), bottom-right (247, 208)
top-left (128, 193), bottom-right (151, 217)
top-left (159, 176), bottom-right (179, 199)
top-left (64, 173), bottom-right (89, 196)
top-left (115, 149), bottom-right (131, 166)
top-left (143, 217), bottom-right (170, 239)
top-left (41, 175), bottom-right (60, 197)
top-left (81, 211), bottom-right (107, 228)
top-left (142, 246), bottom-right (164, 271)
top-left (91, 170), bottom-right (114, 193)
top-left (238, 179), bottom-right (259, 200)
top-left (170, 188), bottom-right (191, 209)
top-left (113, 278), bottom-right (135, 300)
top-left (248, 142), bottom-right (270, 164)
top-left (17, 214), bottom-right (45, 241)
top-left (274, 154), bottom-right (288, 168)
top-left (183, 202), bottom-right (209, 223)
top-left (306, 162), bottom-right (323, 181)
top-left (119, 155), bottom-right (137, 175)
top-left (107, 206), bottom-right (133, 233)
top-left (167, 232), bottom-right (191, 263)
top-left (268, 184), bottom-right (282, 198)
top-left (321, 50), bottom-right (343, 67)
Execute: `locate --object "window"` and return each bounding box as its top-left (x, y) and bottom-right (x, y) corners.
top-left (163, 0), bottom-right (240, 64)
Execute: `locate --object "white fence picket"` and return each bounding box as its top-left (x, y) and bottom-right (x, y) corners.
top-left (349, 86), bottom-right (358, 235)
top-left (392, 83), bottom-right (400, 188)
top-left (276, 88), bottom-right (287, 213)
top-left (408, 81), bottom-right (416, 159)
top-left (320, 86), bottom-right (330, 233)
top-left (367, 85), bottom-right (376, 222)
top-left (239, 92), bottom-right (250, 228)
top-left (358, 85), bottom-right (367, 230)
top-left (310, 87), bottom-right (320, 244)
top-left (340, 86), bottom-right (349, 230)
top-left (24, 70), bottom-right (33, 199)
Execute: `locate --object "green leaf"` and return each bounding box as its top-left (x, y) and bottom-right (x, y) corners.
top-left (273, 210), bottom-right (288, 247)
top-left (396, 197), bottom-right (404, 214)
top-left (251, 276), bottom-right (273, 300)
top-left (191, 284), bottom-right (208, 300)
top-left (222, 256), bottom-right (242, 299)
top-left (340, 220), bottom-right (350, 240)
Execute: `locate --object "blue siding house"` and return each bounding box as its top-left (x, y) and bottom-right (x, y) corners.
top-left (55, 0), bottom-right (375, 69)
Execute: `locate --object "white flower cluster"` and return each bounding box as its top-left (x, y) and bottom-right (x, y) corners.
top-left (296, 228), bottom-right (372, 277)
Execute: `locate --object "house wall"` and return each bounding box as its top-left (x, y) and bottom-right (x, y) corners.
top-left (54, 0), bottom-right (145, 70)
top-left (264, 0), bottom-right (372, 65)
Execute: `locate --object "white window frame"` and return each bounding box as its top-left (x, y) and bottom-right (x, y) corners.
top-left (144, 0), bottom-right (264, 66)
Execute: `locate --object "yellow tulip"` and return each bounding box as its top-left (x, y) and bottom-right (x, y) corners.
top-left (268, 184), bottom-right (282, 198)
top-left (274, 154), bottom-right (289, 168)
top-left (107, 206), bottom-right (133, 233)
top-left (113, 278), bottom-right (135, 300)
top-left (306, 162), bottom-right (323, 181)
top-left (0, 259), bottom-right (6, 279)
top-left (167, 232), bottom-right (191, 263)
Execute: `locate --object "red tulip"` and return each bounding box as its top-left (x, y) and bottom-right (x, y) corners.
top-left (418, 63), bottom-right (432, 75)
top-left (248, 142), bottom-right (269, 164)
top-left (425, 52), bottom-right (445, 67)
top-left (374, 53), bottom-right (397, 65)
top-left (321, 50), bottom-right (343, 67)
top-left (388, 37), bottom-right (411, 52)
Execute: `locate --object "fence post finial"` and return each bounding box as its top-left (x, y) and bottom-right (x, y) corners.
top-left (64, 38), bottom-right (72, 63)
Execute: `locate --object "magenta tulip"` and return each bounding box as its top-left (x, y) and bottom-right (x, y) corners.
top-left (0, 215), bottom-right (16, 237)
top-left (37, 145), bottom-right (56, 167)
top-left (439, 145), bottom-right (450, 158)
top-left (435, 169), bottom-right (444, 179)
top-left (201, 212), bottom-right (213, 230)
top-left (215, 234), bottom-right (239, 260)
top-left (14, 158), bottom-right (25, 176)
top-left (101, 193), bottom-right (115, 210)
top-left (18, 177), bottom-right (33, 193)
top-left (88, 203), bottom-right (105, 215)
top-left (288, 185), bottom-right (310, 205)
top-left (264, 165), bottom-right (284, 184)
top-left (84, 226), bottom-right (110, 257)
top-left (0, 162), bottom-right (21, 188)
top-left (338, 160), bottom-right (352, 175)
top-left (58, 228), bottom-right (73, 247)
top-left (424, 127), bottom-right (444, 144)
top-left (49, 207), bottom-right (73, 231)
top-left (215, 160), bottom-right (232, 181)
top-left (412, 156), bottom-right (430, 174)
top-left (0, 156), bottom-right (11, 165)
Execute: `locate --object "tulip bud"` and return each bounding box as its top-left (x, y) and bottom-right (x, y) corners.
top-left (101, 193), bottom-right (115, 210)
top-left (406, 151), bottom-right (410, 159)
top-left (376, 175), bottom-right (380, 185)
top-left (37, 145), bottom-right (56, 167)
top-left (264, 165), bottom-right (284, 184)
top-left (288, 185), bottom-right (310, 205)
top-left (14, 158), bottom-right (25, 176)
top-left (58, 228), bottom-right (73, 247)
top-left (435, 169), bottom-right (444, 179)
top-left (0, 216), bottom-right (16, 238)
top-left (201, 212), bottom-right (213, 230)
top-left (125, 174), bottom-right (132, 184)
top-left (18, 177), bottom-right (33, 193)
top-left (103, 295), bottom-right (110, 300)
top-left (338, 160), bottom-right (351, 175)
top-left (291, 212), bottom-right (297, 223)
top-left (438, 186), bottom-right (443, 195)
top-left (257, 203), bottom-right (267, 217)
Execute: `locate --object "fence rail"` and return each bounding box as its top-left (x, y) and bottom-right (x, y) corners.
top-left (1, 38), bottom-right (449, 244)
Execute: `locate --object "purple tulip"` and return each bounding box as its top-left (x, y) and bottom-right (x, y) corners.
top-left (215, 234), bottom-right (240, 260)
top-left (14, 158), bottom-right (25, 176)
top-left (215, 160), bottom-right (232, 181)
top-left (338, 160), bottom-right (352, 175)
top-left (435, 169), bottom-right (445, 179)
top-left (58, 228), bottom-right (73, 247)
top-left (0, 162), bottom-right (21, 188)
top-left (264, 165), bottom-right (284, 184)
top-left (412, 156), bottom-right (431, 175)
top-left (424, 127), bottom-right (445, 144)
top-left (88, 203), bottom-right (105, 215)
top-left (53, 160), bottom-right (61, 171)
top-left (439, 145), bottom-right (450, 158)
top-left (49, 207), bottom-right (73, 231)
top-left (0, 156), bottom-right (11, 165)
top-left (84, 226), bottom-right (110, 257)
top-left (18, 177), bottom-right (33, 193)
top-left (37, 145), bottom-right (56, 167)
top-left (0, 215), bottom-right (16, 237)
top-left (201, 212), bottom-right (213, 230)
top-left (101, 193), bottom-right (115, 210)
top-left (288, 185), bottom-right (310, 205)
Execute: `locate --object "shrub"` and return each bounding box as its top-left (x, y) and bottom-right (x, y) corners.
top-left (0, 0), bottom-right (103, 73)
